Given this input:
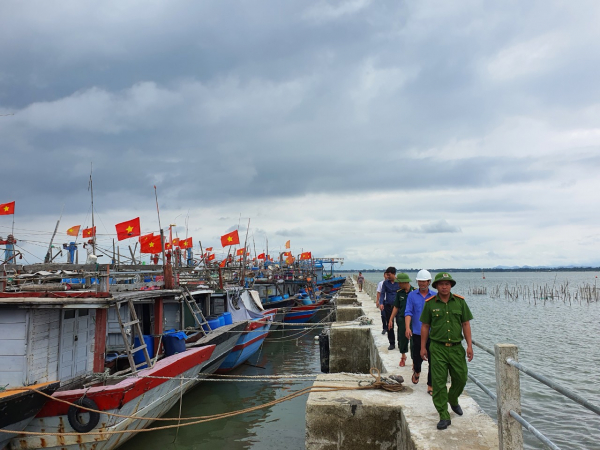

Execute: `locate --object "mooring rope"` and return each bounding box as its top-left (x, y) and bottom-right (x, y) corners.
top-left (0, 368), bottom-right (402, 437)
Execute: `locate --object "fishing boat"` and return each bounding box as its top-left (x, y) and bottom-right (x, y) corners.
top-left (0, 381), bottom-right (60, 450)
top-left (13, 345), bottom-right (215, 450)
top-left (212, 288), bottom-right (274, 373)
top-left (0, 263), bottom-right (234, 450)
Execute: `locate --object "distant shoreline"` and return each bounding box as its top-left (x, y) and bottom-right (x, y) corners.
top-left (337, 267), bottom-right (600, 273)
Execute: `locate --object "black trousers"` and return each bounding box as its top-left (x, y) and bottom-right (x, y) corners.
top-left (382, 304), bottom-right (395, 345)
top-left (411, 334), bottom-right (432, 386)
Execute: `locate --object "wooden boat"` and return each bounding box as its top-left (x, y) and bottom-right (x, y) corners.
top-left (0, 381), bottom-right (60, 449)
top-left (283, 299), bottom-right (326, 324)
top-left (12, 346), bottom-right (215, 450)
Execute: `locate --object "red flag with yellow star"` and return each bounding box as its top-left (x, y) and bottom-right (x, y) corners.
top-left (0, 201), bottom-right (15, 215)
top-left (220, 230), bottom-right (240, 247)
top-left (205, 247), bottom-right (213, 252)
top-left (82, 226), bottom-right (96, 238)
top-left (300, 251), bottom-right (312, 260)
top-left (208, 254), bottom-right (216, 261)
top-left (236, 248), bottom-right (245, 256)
top-left (66, 225), bottom-right (81, 237)
top-left (179, 237), bottom-right (192, 248)
top-left (115, 217), bottom-right (141, 241)
top-left (257, 253), bottom-right (265, 259)
top-left (141, 235), bottom-right (162, 253)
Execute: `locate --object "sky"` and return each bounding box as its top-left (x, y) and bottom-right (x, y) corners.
top-left (2, 0), bottom-right (600, 270)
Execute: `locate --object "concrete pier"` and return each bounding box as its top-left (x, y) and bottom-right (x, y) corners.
top-left (306, 279), bottom-right (499, 449)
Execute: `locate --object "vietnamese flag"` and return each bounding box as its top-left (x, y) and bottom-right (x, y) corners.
top-left (300, 251), bottom-right (312, 260)
top-left (221, 230), bottom-right (240, 247)
top-left (257, 253), bottom-right (265, 259)
top-left (82, 226), bottom-right (96, 238)
top-left (283, 251), bottom-right (292, 257)
top-left (205, 247), bottom-right (213, 252)
top-left (208, 254), bottom-right (216, 261)
top-left (66, 225), bottom-right (81, 237)
top-left (285, 240), bottom-right (290, 249)
top-left (0, 201), bottom-right (15, 215)
top-left (219, 258), bottom-right (227, 268)
top-left (141, 235), bottom-right (162, 253)
top-left (179, 237), bottom-right (192, 248)
top-left (172, 238), bottom-right (180, 247)
top-left (286, 256), bottom-right (295, 264)
top-left (165, 241), bottom-right (172, 250)
top-left (236, 248), bottom-right (245, 256)
top-left (115, 217), bottom-right (141, 241)
top-left (139, 233), bottom-right (154, 244)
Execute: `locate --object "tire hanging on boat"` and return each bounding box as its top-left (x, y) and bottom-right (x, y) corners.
top-left (67, 397), bottom-right (100, 433)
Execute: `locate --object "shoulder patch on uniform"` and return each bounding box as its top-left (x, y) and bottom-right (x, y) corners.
top-left (453, 294), bottom-right (465, 299)
top-left (425, 295), bottom-right (436, 302)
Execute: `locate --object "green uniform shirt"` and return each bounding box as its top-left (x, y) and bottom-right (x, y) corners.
top-left (419, 293), bottom-right (473, 343)
top-left (393, 286), bottom-right (415, 314)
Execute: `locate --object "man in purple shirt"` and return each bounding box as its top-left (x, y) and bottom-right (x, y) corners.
top-left (404, 269), bottom-right (436, 391)
top-left (379, 267), bottom-right (399, 350)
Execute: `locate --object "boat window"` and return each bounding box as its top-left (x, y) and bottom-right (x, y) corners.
top-left (64, 310), bottom-right (76, 320)
top-left (79, 309), bottom-right (89, 317)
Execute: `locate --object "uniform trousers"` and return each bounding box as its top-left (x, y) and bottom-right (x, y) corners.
top-left (395, 315), bottom-right (410, 354)
top-left (429, 341), bottom-right (468, 420)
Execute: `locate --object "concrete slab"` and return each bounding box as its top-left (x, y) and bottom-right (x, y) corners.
top-left (306, 278), bottom-right (499, 449)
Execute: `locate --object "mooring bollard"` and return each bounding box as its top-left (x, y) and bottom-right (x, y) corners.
top-left (495, 344), bottom-right (524, 450)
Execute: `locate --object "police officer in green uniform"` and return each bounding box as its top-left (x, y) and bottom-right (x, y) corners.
top-left (387, 273), bottom-right (415, 366)
top-left (420, 272), bottom-right (473, 430)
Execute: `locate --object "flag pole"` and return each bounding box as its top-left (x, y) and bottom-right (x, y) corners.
top-left (240, 218), bottom-right (251, 286)
top-left (154, 185), bottom-right (166, 267)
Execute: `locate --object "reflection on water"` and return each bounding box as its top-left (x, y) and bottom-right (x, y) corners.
top-left (365, 271), bottom-right (600, 450)
top-left (126, 325), bottom-right (322, 450)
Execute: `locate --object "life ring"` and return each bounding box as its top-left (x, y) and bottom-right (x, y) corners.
top-left (67, 397), bottom-right (100, 433)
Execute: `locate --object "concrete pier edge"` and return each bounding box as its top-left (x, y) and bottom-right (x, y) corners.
top-left (306, 278), bottom-right (499, 449)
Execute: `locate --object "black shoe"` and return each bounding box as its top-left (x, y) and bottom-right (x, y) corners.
top-left (388, 344), bottom-right (395, 350)
top-left (450, 404), bottom-right (463, 416)
top-left (437, 419), bottom-right (451, 430)
top-left (381, 330), bottom-right (387, 335)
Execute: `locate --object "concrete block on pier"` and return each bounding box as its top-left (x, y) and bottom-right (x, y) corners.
top-left (336, 307), bottom-right (363, 322)
top-left (336, 296), bottom-right (360, 306)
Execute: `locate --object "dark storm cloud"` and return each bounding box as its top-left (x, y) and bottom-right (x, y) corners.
top-left (2, 0), bottom-right (600, 272)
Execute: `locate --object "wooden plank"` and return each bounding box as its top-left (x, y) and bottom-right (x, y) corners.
top-left (0, 355), bottom-right (26, 372)
top-left (0, 309), bottom-right (26, 323)
top-left (0, 323), bottom-right (27, 340)
top-left (0, 340), bottom-right (26, 356)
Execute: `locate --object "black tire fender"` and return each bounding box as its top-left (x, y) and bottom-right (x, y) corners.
top-left (67, 397), bottom-right (100, 433)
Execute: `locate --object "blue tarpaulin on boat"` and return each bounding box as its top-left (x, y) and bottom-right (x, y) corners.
top-left (163, 329), bottom-right (188, 340)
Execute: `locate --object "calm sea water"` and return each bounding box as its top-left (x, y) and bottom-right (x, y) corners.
top-left (125, 272), bottom-right (600, 450)
top-left (364, 270), bottom-right (600, 450)
top-left (126, 326), bottom-right (322, 450)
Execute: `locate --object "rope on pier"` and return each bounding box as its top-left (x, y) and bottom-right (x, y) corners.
top-left (0, 368), bottom-right (403, 437)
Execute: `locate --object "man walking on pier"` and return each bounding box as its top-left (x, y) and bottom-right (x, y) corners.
top-left (420, 272), bottom-right (474, 430)
top-left (405, 270), bottom-right (435, 392)
top-left (379, 267), bottom-right (399, 350)
top-left (357, 272), bottom-right (365, 292)
top-left (387, 273), bottom-right (415, 366)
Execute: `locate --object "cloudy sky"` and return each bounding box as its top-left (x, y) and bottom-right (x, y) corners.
top-left (1, 0), bottom-right (600, 269)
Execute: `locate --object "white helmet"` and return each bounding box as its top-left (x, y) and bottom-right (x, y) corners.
top-left (416, 269), bottom-right (432, 281)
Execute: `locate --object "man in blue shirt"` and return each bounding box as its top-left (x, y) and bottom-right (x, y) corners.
top-left (379, 267), bottom-right (399, 350)
top-left (404, 269), bottom-right (436, 390)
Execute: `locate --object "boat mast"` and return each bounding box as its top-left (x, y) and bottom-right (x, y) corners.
top-left (44, 205), bottom-right (64, 263)
top-left (89, 164), bottom-right (96, 255)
